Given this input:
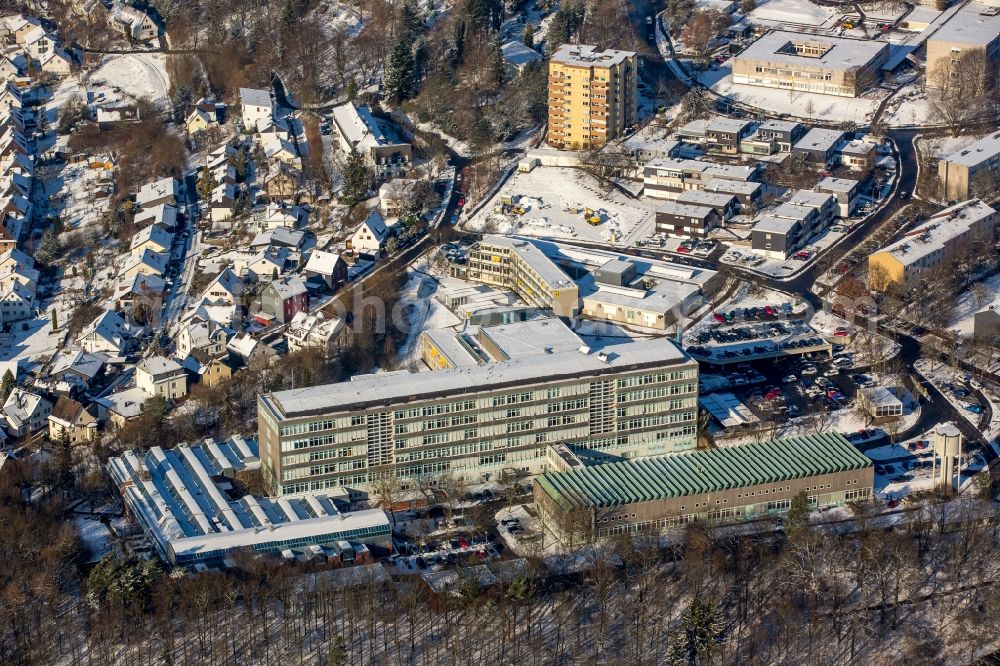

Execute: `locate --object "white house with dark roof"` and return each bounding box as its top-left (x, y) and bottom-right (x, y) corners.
top-left (349, 209), bottom-right (390, 255)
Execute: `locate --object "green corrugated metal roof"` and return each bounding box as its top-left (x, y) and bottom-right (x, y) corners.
top-left (538, 433), bottom-right (871, 510)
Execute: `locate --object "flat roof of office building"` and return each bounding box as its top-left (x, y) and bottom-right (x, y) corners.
top-left (930, 3), bottom-right (1000, 48)
top-left (536, 432), bottom-right (871, 511)
top-left (736, 30), bottom-right (889, 70)
top-left (263, 336), bottom-right (692, 419)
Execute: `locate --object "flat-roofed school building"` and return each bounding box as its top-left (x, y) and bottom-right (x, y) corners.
top-left (258, 319), bottom-right (700, 498)
top-left (534, 432), bottom-right (874, 543)
top-left (732, 30), bottom-right (889, 97)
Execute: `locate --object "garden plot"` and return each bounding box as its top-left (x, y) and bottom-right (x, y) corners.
top-left (462, 166), bottom-right (656, 245)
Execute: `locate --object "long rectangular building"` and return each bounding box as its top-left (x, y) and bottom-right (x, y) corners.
top-left (258, 321), bottom-right (699, 498)
top-left (107, 436), bottom-right (391, 564)
top-left (732, 30), bottom-right (889, 97)
top-left (534, 432), bottom-right (873, 543)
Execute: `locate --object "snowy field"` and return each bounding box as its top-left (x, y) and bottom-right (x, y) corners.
top-left (461, 166), bottom-right (657, 246)
top-left (883, 80), bottom-right (934, 127)
top-left (697, 64), bottom-right (887, 123)
top-left (53, 54), bottom-right (171, 109)
top-left (394, 269), bottom-right (464, 369)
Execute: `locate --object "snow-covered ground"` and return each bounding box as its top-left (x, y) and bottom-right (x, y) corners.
top-left (74, 517), bottom-right (114, 562)
top-left (461, 166), bottom-right (657, 246)
top-left (394, 269), bottom-right (463, 369)
top-left (87, 54), bottom-right (171, 107)
top-left (883, 80), bottom-right (934, 127)
top-left (918, 132), bottom-right (987, 162)
top-left (949, 272), bottom-right (1000, 339)
top-left (697, 63), bottom-right (887, 123)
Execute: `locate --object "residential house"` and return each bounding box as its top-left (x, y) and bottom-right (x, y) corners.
top-left (378, 178), bottom-right (423, 218)
top-left (816, 177), bottom-right (862, 218)
top-left (793, 128), bottom-right (847, 166)
top-left (129, 223), bottom-right (173, 256)
top-left (107, 2), bottom-right (162, 42)
top-left (235, 246), bottom-right (292, 281)
top-left (330, 101), bottom-right (411, 177)
top-left (704, 117), bottom-right (753, 155)
top-left (96, 386), bottom-right (147, 428)
top-left (263, 161), bottom-right (301, 201)
top-left (182, 350), bottom-right (234, 388)
top-left (0, 282), bottom-right (33, 325)
top-left (227, 332), bottom-right (275, 366)
top-left (49, 349), bottom-right (106, 393)
top-left (501, 40), bottom-right (542, 77)
top-left (118, 248), bottom-right (167, 280)
top-left (250, 226), bottom-right (304, 250)
top-left (113, 272), bottom-right (165, 311)
top-left (838, 139), bottom-right (876, 171)
top-left (239, 87), bottom-right (273, 130)
top-left (47, 396), bottom-right (98, 444)
top-left (175, 319), bottom-right (230, 358)
top-left (135, 177), bottom-right (178, 209)
top-left (285, 311), bottom-right (351, 354)
top-left (939, 130), bottom-right (1000, 201)
top-left (674, 190), bottom-right (739, 221)
top-left (260, 274), bottom-right (308, 324)
top-left (76, 309), bottom-right (138, 355)
top-left (655, 202), bottom-right (722, 238)
top-left (210, 182), bottom-right (237, 223)
top-left (642, 158), bottom-right (759, 200)
top-left (134, 202), bottom-right (177, 230)
top-left (302, 249), bottom-right (347, 291)
top-left (755, 119), bottom-right (806, 152)
top-left (2, 387), bottom-right (52, 437)
top-left (348, 209), bottom-right (390, 255)
top-left (136, 356), bottom-right (188, 400)
top-left (260, 133), bottom-right (300, 168)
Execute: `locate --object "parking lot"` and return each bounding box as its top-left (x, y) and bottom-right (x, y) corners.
top-left (686, 304), bottom-right (832, 365)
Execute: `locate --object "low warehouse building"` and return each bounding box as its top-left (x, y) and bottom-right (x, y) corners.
top-left (534, 433), bottom-right (873, 543)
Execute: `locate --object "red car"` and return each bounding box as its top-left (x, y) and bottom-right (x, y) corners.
top-left (834, 327), bottom-right (850, 336)
top-left (713, 312), bottom-right (726, 323)
top-left (835, 263), bottom-right (850, 274)
top-left (476, 549), bottom-right (488, 560)
top-left (887, 499), bottom-right (900, 509)
top-left (457, 198), bottom-right (465, 207)
top-left (763, 305), bottom-right (775, 316)
top-left (458, 537), bottom-right (469, 548)
top-left (676, 245), bottom-right (692, 253)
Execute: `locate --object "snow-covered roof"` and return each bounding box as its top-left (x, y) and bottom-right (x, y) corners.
top-left (873, 199), bottom-right (997, 267)
top-left (227, 332), bottom-right (260, 359)
top-left (95, 386), bottom-right (147, 419)
top-left (501, 40), bottom-right (542, 69)
top-left (78, 310), bottom-right (134, 349)
top-left (239, 87), bottom-right (271, 109)
top-left (135, 177), bottom-right (178, 207)
top-left (302, 249), bottom-right (343, 277)
top-left (794, 128), bottom-right (846, 153)
top-left (267, 274), bottom-right (307, 300)
top-left (931, 3), bottom-right (1000, 48)
top-left (50, 349), bottom-right (106, 380)
top-left (106, 437), bottom-right (390, 564)
top-left (941, 129), bottom-right (1000, 168)
top-left (356, 209), bottom-right (389, 241)
top-left (551, 44), bottom-right (635, 68)
top-left (119, 248), bottom-right (167, 276)
top-left (330, 102), bottom-right (407, 152)
top-left (134, 203), bottom-right (177, 228)
top-left (736, 30), bottom-right (888, 71)
top-left (136, 355), bottom-right (184, 380)
top-left (130, 223), bottom-right (173, 252)
top-left (262, 335), bottom-right (689, 418)
top-left (817, 176), bottom-right (860, 193)
top-left (251, 226), bottom-right (304, 248)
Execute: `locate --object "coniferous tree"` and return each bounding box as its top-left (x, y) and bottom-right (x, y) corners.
top-left (523, 23), bottom-right (534, 49)
top-left (340, 148), bottom-right (370, 205)
top-left (384, 38), bottom-right (415, 103)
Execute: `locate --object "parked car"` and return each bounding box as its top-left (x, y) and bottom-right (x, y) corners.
top-left (965, 404), bottom-right (985, 414)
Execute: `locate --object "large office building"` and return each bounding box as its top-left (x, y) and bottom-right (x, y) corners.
top-left (868, 199), bottom-right (998, 289)
top-left (548, 44), bottom-right (637, 150)
top-left (937, 130), bottom-right (1000, 201)
top-left (534, 433), bottom-right (874, 543)
top-left (107, 436), bottom-right (391, 565)
top-left (258, 318), bottom-right (700, 498)
top-left (731, 30), bottom-right (889, 97)
top-left (462, 236), bottom-right (719, 331)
